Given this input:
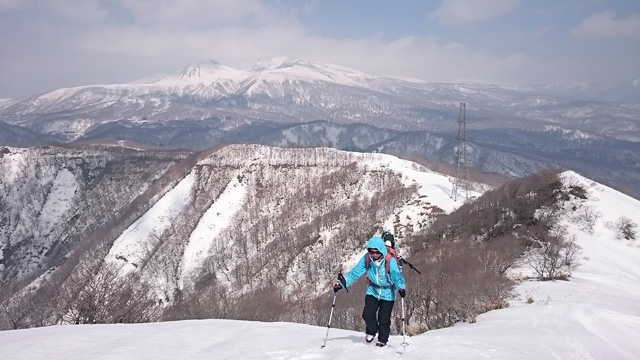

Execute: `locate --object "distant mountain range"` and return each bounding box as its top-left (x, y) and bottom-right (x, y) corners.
top-left (0, 58), bottom-right (639, 197)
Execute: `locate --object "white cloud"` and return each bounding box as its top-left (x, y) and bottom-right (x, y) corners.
top-left (80, 25), bottom-right (193, 57)
top-left (78, 23), bottom-right (310, 68)
top-left (0, 0), bottom-right (25, 12)
top-left (429, 0), bottom-right (519, 26)
top-left (40, 0), bottom-right (109, 23)
top-left (114, 0), bottom-right (287, 26)
top-left (571, 10), bottom-right (640, 38)
top-left (79, 22), bottom-right (537, 85)
top-left (37, 17), bottom-right (583, 89)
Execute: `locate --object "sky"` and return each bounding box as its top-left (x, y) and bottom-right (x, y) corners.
top-left (0, 170), bottom-right (639, 359)
top-left (0, 0), bottom-right (639, 98)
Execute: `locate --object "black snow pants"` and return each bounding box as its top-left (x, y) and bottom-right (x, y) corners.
top-left (362, 294), bottom-right (395, 343)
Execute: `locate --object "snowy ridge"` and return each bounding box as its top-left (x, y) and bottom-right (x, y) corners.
top-left (149, 58), bottom-right (376, 89)
top-left (251, 57), bottom-right (378, 87)
top-left (1, 168), bottom-right (639, 359)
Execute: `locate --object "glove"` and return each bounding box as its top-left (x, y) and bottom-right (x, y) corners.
top-left (333, 282), bottom-right (343, 293)
top-left (398, 288), bottom-right (406, 298)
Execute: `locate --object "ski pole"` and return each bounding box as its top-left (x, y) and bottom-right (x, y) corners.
top-left (321, 292), bottom-right (337, 349)
top-left (401, 297), bottom-right (409, 350)
top-left (399, 257), bottom-right (421, 274)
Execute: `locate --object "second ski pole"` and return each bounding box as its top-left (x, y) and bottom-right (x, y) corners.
top-left (401, 297), bottom-right (409, 350)
top-left (321, 291), bottom-right (337, 349)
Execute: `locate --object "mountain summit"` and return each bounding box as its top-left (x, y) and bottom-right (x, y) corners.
top-left (251, 57), bottom-right (377, 86)
top-left (148, 57), bottom-right (377, 89)
top-left (154, 60), bottom-right (250, 87)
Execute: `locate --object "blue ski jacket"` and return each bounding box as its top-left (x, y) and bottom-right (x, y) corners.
top-left (343, 236), bottom-right (406, 301)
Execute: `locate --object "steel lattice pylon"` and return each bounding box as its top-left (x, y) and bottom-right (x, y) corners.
top-left (451, 102), bottom-right (470, 201)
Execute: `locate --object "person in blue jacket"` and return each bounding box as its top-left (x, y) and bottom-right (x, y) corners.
top-left (333, 236), bottom-right (407, 347)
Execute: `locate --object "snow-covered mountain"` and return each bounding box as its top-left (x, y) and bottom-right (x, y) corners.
top-left (0, 58), bottom-right (639, 201)
top-left (0, 149), bottom-right (638, 359)
top-left (1, 58), bottom-right (639, 198)
top-left (0, 58), bottom-right (638, 142)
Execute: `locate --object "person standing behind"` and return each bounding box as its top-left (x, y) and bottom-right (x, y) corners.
top-left (333, 236), bottom-right (407, 347)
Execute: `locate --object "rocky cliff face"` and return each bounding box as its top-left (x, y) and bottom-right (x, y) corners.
top-left (0, 146), bottom-right (193, 281)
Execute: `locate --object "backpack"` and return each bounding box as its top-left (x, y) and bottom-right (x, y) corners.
top-left (381, 231), bottom-right (395, 249)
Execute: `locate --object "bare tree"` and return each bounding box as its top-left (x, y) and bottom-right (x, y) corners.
top-left (479, 234), bottom-right (523, 275)
top-left (528, 228), bottom-right (580, 280)
top-left (60, 249), bottom-right (159, 324)
top-left (0, 281), bottom-right (32, 330)
top-left (615, 217), bottom-right (637, 241)
top-left (576, 205), bottom-right (599, 233)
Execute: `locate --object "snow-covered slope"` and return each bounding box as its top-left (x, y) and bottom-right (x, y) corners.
top-left (102, 144), bottom-right (471, 295)
top-left (1, 170), bottom-right (638, 359)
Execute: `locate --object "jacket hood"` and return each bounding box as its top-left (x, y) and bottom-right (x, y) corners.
top-left (367, 236), bottom-right (387, 256)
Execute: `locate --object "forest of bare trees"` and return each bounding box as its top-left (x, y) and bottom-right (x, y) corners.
top-left (0, 146), bottom-right (614, 336)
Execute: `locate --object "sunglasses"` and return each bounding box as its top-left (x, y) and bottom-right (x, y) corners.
top-left (367, 248), bottom-right (381, 255)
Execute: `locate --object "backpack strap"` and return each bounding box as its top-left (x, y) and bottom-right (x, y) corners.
top-left (386, 248), bottom-right (397, 274)
top-left (365, 249), bottom-right (394, 274)
top-left (384, 252), bottom-right (391, 274)
top-left (366, 251), bottom-right (394, 285)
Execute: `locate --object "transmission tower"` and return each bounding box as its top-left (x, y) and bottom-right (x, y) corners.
top-left (451, 102), bottom-right (470, 201)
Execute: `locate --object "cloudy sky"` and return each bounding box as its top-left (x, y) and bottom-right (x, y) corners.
top-left (1, 0), bottom-right (639, 98)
